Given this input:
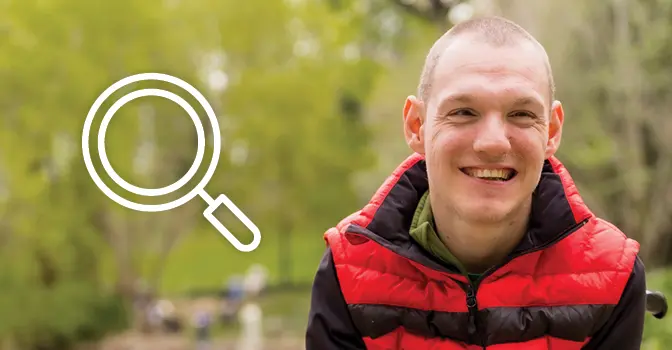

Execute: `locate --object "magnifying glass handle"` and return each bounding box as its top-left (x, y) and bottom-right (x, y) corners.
top-left (201, 192), bottom-right (261, 252)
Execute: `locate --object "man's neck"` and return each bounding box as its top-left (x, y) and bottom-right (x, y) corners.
top-left (432, 199), bottom-right (531, 274)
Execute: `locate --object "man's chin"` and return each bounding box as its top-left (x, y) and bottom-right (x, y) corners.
top-left (456, 203), bottom-right (517, 224)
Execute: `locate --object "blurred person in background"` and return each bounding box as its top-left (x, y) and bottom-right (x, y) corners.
top-left (306, 15), bottom-right (646, 350)
top-left (193, 310), bottom-right (212, 350)
top-left (220, 275), bottom-right (245, 325)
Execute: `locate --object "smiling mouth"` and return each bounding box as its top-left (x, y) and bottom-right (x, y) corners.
top-left (460, 167), bottom-right (517, 182)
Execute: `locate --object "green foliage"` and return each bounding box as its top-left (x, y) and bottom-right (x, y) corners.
top-left (643, 269), bottom-right (672, 349)
top-left (0, 0), bottom-right (385, 347)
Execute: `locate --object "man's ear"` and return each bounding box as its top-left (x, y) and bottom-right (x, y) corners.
top-left (403, 95), bottom-right (425, 155)
top-left (545, 100), bottom-right (564, 159)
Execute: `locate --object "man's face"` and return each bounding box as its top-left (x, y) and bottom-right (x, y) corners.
top-left (403, 36), bottom-right (564, 224)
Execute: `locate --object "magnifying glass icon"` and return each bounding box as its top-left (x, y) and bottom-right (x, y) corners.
top-left (81, 73), bottom-right (261, 253)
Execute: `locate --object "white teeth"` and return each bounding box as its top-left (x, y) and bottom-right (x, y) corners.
top-left (465, 168), bottom-right (513, 180)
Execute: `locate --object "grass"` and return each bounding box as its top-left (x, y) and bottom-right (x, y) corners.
top-left (157, 228), bottom-right (327, 295)
top-left (96, 192), bottom-right (333, 296)
top-left (642, 268), bottom-right (672, 349)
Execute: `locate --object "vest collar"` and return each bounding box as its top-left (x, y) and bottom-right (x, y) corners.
top-left (342, 153), bottom-right (594, 271)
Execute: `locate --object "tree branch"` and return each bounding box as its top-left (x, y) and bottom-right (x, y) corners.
top-left (390, 0), bottom-right (452, 23)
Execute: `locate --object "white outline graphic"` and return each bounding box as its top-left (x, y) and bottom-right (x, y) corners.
top-left (82, 73), bottom-right (261, 253)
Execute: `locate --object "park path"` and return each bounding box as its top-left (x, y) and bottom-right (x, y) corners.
top-left (81, 331), bottom-right (304, 350)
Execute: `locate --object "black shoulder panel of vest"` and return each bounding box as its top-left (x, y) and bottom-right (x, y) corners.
top-left (348, 303), bottom-right (614, 346)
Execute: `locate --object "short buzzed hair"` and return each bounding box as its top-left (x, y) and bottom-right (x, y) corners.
top-left (417, 16), bottom-right (555, 104)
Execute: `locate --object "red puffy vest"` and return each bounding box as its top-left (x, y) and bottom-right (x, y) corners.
top-left (324, 154), bottom-right (639, 349)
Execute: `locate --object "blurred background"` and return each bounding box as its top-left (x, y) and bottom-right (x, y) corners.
top-left (2, 0), bottom-right (672, 349)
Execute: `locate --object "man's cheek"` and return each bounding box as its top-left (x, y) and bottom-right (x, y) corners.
top-left (427, 142), bottom-right (449, 166)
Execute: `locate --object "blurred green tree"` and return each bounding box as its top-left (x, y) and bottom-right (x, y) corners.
top-left (0, 0), bottom-right (384, 347)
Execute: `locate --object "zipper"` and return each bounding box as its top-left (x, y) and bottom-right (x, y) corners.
top-left (466, 283), bottom-right (479, 340)
top-left (459, 217), bottom-right (589, 349)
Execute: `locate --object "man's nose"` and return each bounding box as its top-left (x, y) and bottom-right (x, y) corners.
top-left (472, 116), bottom-right (511, 158)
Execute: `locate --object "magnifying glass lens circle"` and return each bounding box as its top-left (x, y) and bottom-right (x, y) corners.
top-left (82, 73), bottom-right (222, 213)
top-left (97, 88), bottom-right (205, 197)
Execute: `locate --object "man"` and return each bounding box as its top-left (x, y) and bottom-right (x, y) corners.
top-left (305, 15), bottom-right (647, 350)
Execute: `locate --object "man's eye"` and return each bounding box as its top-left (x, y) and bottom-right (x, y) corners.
top-left (510, 111), bottom-right (536, 118)
top-left (451, 109), bottom-right (476, 116)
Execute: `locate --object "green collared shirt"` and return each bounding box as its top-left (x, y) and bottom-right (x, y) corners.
top-left (409, 191), bottom-right (482, 283)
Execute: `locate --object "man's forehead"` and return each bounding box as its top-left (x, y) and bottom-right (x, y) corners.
top-left (430, 37), bottom-right (551, 103)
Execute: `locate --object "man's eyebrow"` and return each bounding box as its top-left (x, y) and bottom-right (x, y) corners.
top-left (435, 93), bottom-right (474, 111)
top-left (511, 96), bottom-right (543, 107)
top-left (440, 93), bottom-right (474, 104)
